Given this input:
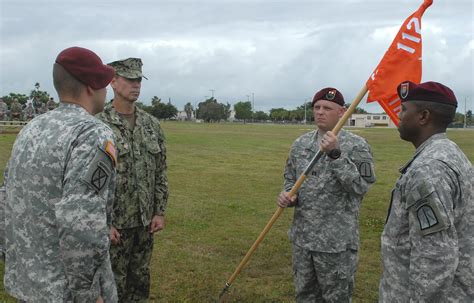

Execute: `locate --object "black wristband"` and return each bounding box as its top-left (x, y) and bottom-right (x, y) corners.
top-left (327, 148), bottom-right (341, 160)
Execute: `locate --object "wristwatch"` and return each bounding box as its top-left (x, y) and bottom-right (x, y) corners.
top-left (327, 148), bottom-right (341, 160)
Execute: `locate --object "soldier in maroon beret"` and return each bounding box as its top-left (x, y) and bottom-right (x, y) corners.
top-left (2, 47), bottom-right (118, 302)
top-left (278, 87), bottom-right (375, 302)
top-left (380, 81), bottom-right (473, 301)
top-left (396, 81), bottom-right (458, 145)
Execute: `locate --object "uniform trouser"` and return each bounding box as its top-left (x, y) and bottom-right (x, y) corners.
top-left (292, 243), bottom-right (358, 303)
top-left (110, 226), bottom-right (154, 303)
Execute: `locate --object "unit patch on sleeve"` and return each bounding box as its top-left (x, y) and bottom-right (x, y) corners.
top-left (412, 198), bottom-right (449, 236)
top-left (357, 161), bottom-right (375, 183)
top-left (91, 164), bottom-right (109, 192)
top-left (82, 147), bottom-right (113, 195)
top-left (417, 205), bottom-right (438, 230)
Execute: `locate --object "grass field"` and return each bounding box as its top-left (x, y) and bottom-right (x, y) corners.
top-left (0, 122), bottom-right (472, 302)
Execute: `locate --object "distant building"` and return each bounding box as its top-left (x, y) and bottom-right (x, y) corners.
top-left (176, 110), bottom-right (237, 122)
top-left (346, 113), bottom-right (396, 128)
top-left (228, 110), bottom-right (236, 122)
top-left (176, 110), bottom-right (191, 121)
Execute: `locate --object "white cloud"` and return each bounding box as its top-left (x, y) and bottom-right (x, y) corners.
top-left (1, 0), bottom-right (472, 112)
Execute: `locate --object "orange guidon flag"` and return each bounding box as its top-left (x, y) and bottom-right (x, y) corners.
top-left (366, 0), bottom-right (433, 126)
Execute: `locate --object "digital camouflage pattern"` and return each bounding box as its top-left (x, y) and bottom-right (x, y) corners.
top-left (10, 99), bottom-right (22, 113)
top-left (32, 97), bottom-right (42, 112)
top-left (0, 185), bottom-right (5, 261)
top-left (2, 103), bottom-right (118, 302)
top-left (284, 129), bottom-right (375, 252)
top-left (108, 58), bottom-right (147, 79)
top-left (47, 98), bottom-right (57, 110)
top-left (0, 99), bottom-right (7, 120)
top-left (292, 245), bottom-right (358, 302)
top-left (39, 102), bottom-right (48, 115)
top-left (24, 103), bottom-right (35, 119)
top-left (380, 133), bottom-right (474, 302)
top-left (10, 99), bottom-right (22, 120)
top-left (97, 103), bottom-right (168, 229)
top-left (283, 129), bottom-right (375, 302)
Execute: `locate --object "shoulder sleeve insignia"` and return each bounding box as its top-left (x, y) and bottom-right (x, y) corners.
top-left (82, 147), bottom-right (113, 195)
top-left (417, 205), bottom-right (439, 230)
top-left (358, 162), bottom-right (373, 178)
top-left (352, 149), bottom-right (375, 184)
top-left (411, 196), bottom-right (450, 236)
top-left (91, 164), bottom-right (109, 192)
top-left (356, 161), bottom-right (375, 183)
top-left (104, 140), bottom-right (117, 167)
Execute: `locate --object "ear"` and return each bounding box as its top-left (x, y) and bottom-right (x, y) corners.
top-left (110, 77), bottom-right (117, 89)
top-left (338, 106), bottom-right (346, 118)
top-left (85, 86), bottom-right (95, 96)
top-left (418, 109), bottom-right (431, 126)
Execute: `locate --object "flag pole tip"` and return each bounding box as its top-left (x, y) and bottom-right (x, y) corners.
top-left (423, 0), bottom-right (433, 8)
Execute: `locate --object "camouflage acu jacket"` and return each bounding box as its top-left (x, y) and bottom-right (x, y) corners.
top-left (380, 133), bottom-right (474, 302)
top-left (2, 103), bottom-right (117, 302)
top-left (97, 102), bottom-right (168, 229)
top-left (284, 129), bottom-right (375, 253)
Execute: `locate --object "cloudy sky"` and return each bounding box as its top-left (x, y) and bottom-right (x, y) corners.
top-left (1, 0), bottom-right (472, 113)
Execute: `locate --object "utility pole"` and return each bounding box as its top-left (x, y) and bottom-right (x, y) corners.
top-left (464, 96), bottom-right (467, 129)
top-left (304, 99), bottom-right (308, 125)
top-left (194, 101), bottom-right (197, 119)
top-left (251, 93), bottom-right (254, 111)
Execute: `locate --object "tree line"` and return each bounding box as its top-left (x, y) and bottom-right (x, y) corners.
top-left (1, 83), bottom-right (52, 106)
top-left (2, 84), bottom-right (472, 125)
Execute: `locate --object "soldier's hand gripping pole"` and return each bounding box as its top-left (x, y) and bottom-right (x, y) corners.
top-left (217, 85), bottom-right (368, 302)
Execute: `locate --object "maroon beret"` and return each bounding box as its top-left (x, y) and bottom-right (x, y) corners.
top-left (312, 87), bottom-right (345, 107)
top-left (397, 81), bottom-right (457, 107)
top-left (55, 47), bottom-right (115, 89)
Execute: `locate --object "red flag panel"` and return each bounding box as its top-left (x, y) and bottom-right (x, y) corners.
top-left (366, 0), bottom-right (433, 126)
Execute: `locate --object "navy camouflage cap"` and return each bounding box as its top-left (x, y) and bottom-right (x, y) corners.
top-left (108, 57), bottom-right (148, 80)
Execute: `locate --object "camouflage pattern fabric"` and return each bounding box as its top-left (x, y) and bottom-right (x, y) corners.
top-left (97, 102), bottom-right (168, 229)
top-left (283, 129), bottom-right (375, 301)
top-left (97, 102), bottom-right (168, 300)
top-left (107, 58), bottom-right (147, 79)
top-left (0, 100), bottom-right (7, 119)
top-left (292, 244), bottom-right (358, 303)
top-left (0, 185), bottom-right (5, 261)
top-left (24, 104), bottom-right (35, 119)
top-left (2, 103), bottom-right (118, 302)
top-left (39, 102), bottom-right (48, 115)
top-left (47, 99), bottom-right (57, 110)
top-left (10, 100), bottom-right (22, 120)
top-left (109, 226), bottom-right (153, 302)
top-left (10, 100), bottom-right (22, 113)
top-left (32, 98), bottom-right (42, 112)
top-left (379, 133), bottom-right (474, 302)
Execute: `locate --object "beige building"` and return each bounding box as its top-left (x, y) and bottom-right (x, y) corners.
top-left (346, 113), bottom-right (396, 128)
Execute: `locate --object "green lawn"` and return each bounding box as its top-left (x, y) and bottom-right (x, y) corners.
top-left (0, 123), bottom-right (472, 302)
